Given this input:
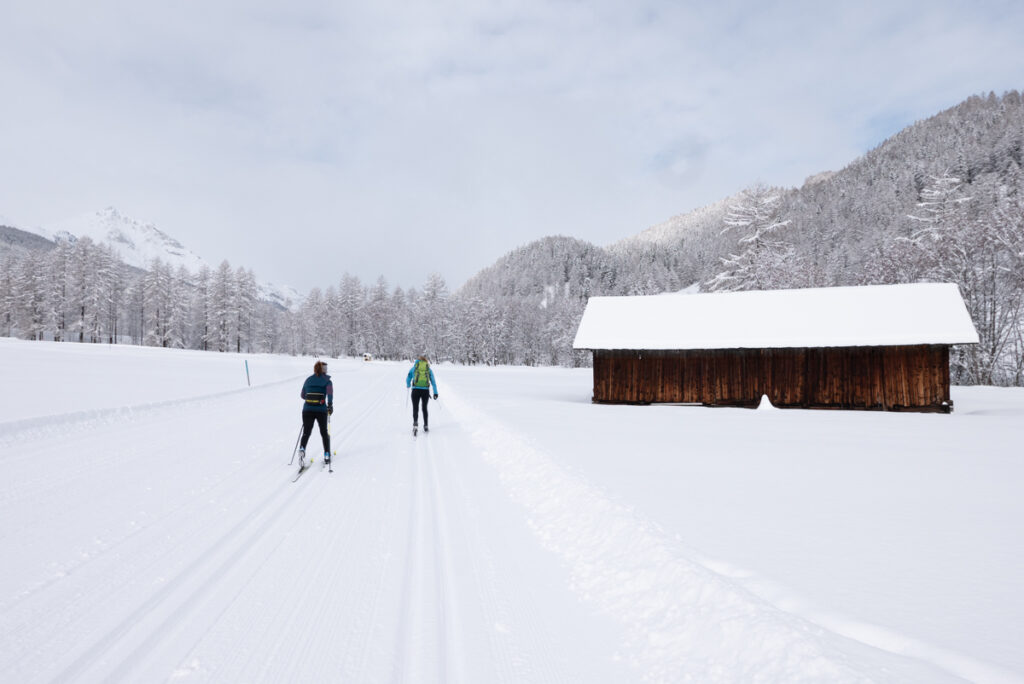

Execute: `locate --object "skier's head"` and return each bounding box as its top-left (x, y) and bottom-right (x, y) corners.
top-left (417, 355), bottom-right (428, 363)
top-left (314, 360), bottom-right (327, 376)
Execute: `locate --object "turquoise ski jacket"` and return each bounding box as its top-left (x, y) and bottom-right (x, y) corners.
top-left (406, 361), bottom-right (438, 393)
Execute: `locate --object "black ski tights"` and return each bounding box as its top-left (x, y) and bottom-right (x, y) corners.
top-left (411, 388), bottom-right (430, 426)
top-left (301, 411), bottom-right (330, 454)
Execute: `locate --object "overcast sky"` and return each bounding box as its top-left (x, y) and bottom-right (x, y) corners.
top-left (1, 1), bottom-right (1022, 292)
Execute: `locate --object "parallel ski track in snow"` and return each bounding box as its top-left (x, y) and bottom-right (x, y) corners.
top-left (54, 373), bottom-right (399, 683)
top-left (0, 377), bottom-right (302, 513)
top-left (392, 431), bottom-right (459, 683)
top-left (3, 364), bottom-right (618, 683)
top-left (0, 376), bottom-right (302, 451)
top-left (0, 370), bottom-right (395, 682)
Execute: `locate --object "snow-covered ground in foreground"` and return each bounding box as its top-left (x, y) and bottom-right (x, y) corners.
top-left (0, 338), bottom-right (1022, 683)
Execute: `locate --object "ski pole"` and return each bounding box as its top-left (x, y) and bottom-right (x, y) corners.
top-left (327, 414), bottom-right (334, 472)
top-left (288, 423), bottom-right (302, 465)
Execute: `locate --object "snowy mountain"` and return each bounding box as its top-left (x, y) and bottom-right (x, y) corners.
top-left (0, 224), bottom-right (56, 259)
top-left (40, 207), bottom-right (207, 273)
top-left (16, 207), bottom-right (302, 309)
top-left (256, 280), bottom-right (303, 310)
top-left (608, 193), bottom-right (738, 252)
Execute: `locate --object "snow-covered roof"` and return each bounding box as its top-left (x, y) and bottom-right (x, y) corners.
top-left (573, 283), bottom-right (979, 350)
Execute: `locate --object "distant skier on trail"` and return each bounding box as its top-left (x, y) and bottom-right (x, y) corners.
top-left (406, 355), bottom-right (438, 435)
top-left (299, 360), bottom-right (333, 467)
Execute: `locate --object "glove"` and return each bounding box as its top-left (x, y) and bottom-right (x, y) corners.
top-left (433, 394), bottom-right (438, 400)
top-left (328, 405), bottom-right (334, 416)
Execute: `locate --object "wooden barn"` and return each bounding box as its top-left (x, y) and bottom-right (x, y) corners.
top-left (572, 283), bottom-right (979, 413)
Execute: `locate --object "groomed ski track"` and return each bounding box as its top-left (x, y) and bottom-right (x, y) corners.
top-left (0, 358), bottom-right (998, 683)
top-left (0, 361), bottom-right (623, 683)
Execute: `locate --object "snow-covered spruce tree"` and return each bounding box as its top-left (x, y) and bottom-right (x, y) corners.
top-left (234, 266), bottom-right (258, 353)
top-left (906, 172), bottom-right (973, 276)
top-left (959, 172), bottom-right (1024, 384)
top-left (321, 285), bottom-right (341, 358)
top-left (103, 249), bottom-right (127, 344)
top-left (15, 250), bottom-right (47, 340)
top-left (191, 265), bottom-right (212, 350)
top-left (66, 237), bottom-right (105, 342)
top-left (298, 287), bottom-right (324, 356)
top-left (0, 252), bottom-right (15, 337)
top-left (705, 184), bottom-right (793, 292)
top-left (451, 296), bottom-right (493, 365)
top-left (419, 273), bottom-right (451, 362)
top-left (904, 172), bottom-right (983, 381)
top-left (337, 273), bottom-right (364, 358)
top-left (387, 286), bottom-right (411, 360)
top-left (209, 260), bottom-right (235, 352)
top-left (166, 265), bottom-right (192, 349)
top-left (361, 276), bottom-right (391, 359)
top-left (143, 258), bottom-right (170, 347)
top-left (92, 244), bottom-right (121, 344)
top-left (45, 239), bottom-right (73, 341)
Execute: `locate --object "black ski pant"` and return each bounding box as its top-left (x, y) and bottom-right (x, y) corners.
top-left (300, 411), bottom-right (330, 454)
top-left (411, 388), bottom-right (430, 426)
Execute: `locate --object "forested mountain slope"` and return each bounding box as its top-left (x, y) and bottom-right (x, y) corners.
top-left (3, 92), bottom-right (1022, 380)
top-left (457, 91), bottom-right (1024, 381)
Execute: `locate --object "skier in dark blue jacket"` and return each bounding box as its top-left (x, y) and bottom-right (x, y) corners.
top-left (299, 360), bottom-right (333, 466)
top-left (406, 355), bottom-right (438, 434)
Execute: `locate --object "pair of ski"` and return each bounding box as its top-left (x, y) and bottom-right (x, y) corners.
top-left (292, 454), bottom-right (332, 482)
top-left (290, 421), bottom-right (333, 483)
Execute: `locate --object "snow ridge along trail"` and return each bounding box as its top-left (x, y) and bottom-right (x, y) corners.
top-left (440, 387), bottom-right (974, 683)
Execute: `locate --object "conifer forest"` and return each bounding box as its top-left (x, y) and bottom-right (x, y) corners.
top-left (2, 92), bottom-right (1023, 385)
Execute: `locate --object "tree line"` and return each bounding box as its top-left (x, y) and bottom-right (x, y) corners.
top-left (2, 91), bottom-right (1023, 384)
top-left (0, 236), bottom-right (587, 366)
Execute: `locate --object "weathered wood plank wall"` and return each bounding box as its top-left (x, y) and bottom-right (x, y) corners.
top-left (592, 345), bottom-right (951, 412)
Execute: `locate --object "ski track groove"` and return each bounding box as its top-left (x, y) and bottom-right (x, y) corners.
top-left (0, 433), bottom-right (278, 613)
top-left (428, 396), bottom-right (570, 684)
top-left (0, 439), bottom-right (285, 679)
top-left (349, 390), bottom-right (410, 681)
top-left (429, 423), bottom-right (540, 683)
top-left (201, 378), bottom-right (393, 682)
top-left (181, 373), bottom-right (397, 682)
top-left (47, 448), bottom-right (330, 683)
top-left (0, 376), bottom-right (302, 453)
top-left (423, 432), bottom-right (461, 683)
top-left (422, 434), bottom-right (452, 684)
top-left (1, 363), bottom-right (635, 683)
top-left (394, 417), bottom-right (464, 684)
top-left (104, 468), bottom-right (335, 682)
top-left (393, 438), bottom-right (425, 684)
top-left (2, 376), bottom-right (378, 682)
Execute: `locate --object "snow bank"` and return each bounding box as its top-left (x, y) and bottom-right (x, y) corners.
top-left (442, 391), bottom-right (963, 682)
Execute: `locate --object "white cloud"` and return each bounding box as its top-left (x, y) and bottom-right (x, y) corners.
top-left (1, 0), bottom-right (1022, 291)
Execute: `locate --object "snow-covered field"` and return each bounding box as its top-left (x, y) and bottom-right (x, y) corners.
top-left (1, 337), bottom-right (1022, 683)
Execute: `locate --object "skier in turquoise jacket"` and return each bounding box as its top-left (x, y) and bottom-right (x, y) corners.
top-left (406, 355), bottom-right (438, 434)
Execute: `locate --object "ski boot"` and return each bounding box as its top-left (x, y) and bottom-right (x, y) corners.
top-left (298, 446), bottom-right (306, 467)
top-left (323, 451), bottom-right (331, 465)
top-left (413, 422), bottom-right (418, 436)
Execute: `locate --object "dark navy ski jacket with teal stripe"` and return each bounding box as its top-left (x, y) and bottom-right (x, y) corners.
top-left (300, 374), bottom-right (333, 413)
